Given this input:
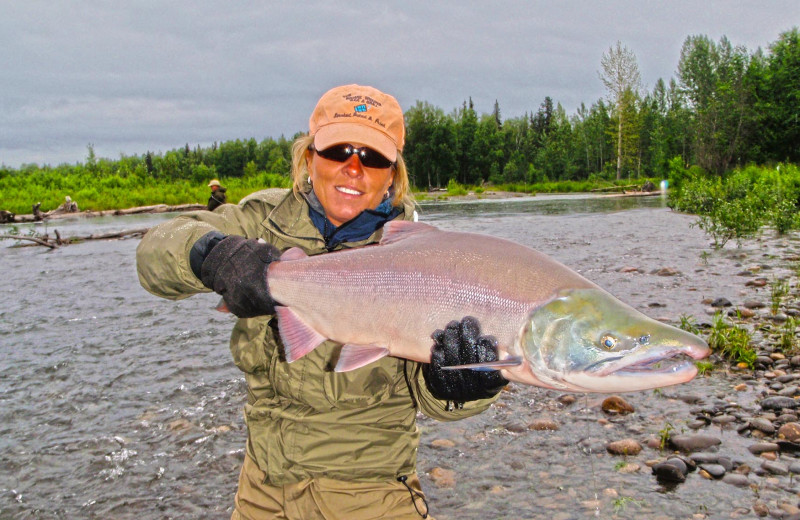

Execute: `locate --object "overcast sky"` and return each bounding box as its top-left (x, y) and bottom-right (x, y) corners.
top-left (1, 1), bottom-right (797, 168)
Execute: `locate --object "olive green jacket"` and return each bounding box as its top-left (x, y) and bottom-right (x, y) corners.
top-left (136, 187), bottom-right (499, 485)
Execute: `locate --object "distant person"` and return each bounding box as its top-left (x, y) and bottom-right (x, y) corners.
top-left (207, 179), bottom-right (227, 211)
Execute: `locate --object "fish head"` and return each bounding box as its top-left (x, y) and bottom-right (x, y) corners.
top-left (514, 288), bottom-right (710, 393)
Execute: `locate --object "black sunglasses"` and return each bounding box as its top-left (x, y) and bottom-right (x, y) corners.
top-left (310, 144), bottom-right (395, 169)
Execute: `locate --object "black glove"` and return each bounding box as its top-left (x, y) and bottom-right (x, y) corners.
top-left (189, 231), bottom-right (282, 318)
top-left (422, 316), bottom-right (508, 404)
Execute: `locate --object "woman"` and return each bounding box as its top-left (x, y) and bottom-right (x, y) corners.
top-left (136, 84), bottom-right (506, 520)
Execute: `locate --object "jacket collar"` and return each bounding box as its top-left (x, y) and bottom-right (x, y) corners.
top-left (261, 182), bottom-right (415, 253)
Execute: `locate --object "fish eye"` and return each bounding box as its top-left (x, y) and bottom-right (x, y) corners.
top-left (638, 334), bottom-right (651, 345)
top-left (600, 334), bottom-right (617, 350)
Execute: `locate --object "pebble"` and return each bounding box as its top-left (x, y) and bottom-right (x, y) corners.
top-left (749, 442), bottom-right (780, 455)
top-left (778, 422), bottom-right (800, 442)
top-left (698, 463), bottom-right (726, 479)
top-left (669, 434), bottom-right (722, 452)
top-left (601, 395), bottom-right (635, 415)
top-left (749, 418), bottom-right (776, 434)
top-left (652, 461), bottom-right (686, 483)
top-left (431, 438), bottom-right (456, 448)
top-left (652, 267), bottom-right (680, 276)
top-left (722, 474), bottom-right (751, 487)
top-left (428, 467), bottom-right (456, 488)
top-left (761, 460), bottom-right (790, 476)
top-left (528, 418), bottom-right (559, 431)
top-left (606, 438), bottom-right (642, 456)
top-left (761, 396), bottom-right (800, 410)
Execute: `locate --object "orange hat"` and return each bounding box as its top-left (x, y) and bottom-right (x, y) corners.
top-left (309, 84), bottom-right (405, 162)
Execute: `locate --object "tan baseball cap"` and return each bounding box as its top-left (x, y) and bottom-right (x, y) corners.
top-left (309, 84), bottom-right (405, 162)
top-left (208, 179), bottom-right (221, 187)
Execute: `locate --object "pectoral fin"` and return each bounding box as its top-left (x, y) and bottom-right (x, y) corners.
top-left (335, 344), bottom-right (390, 372)
top-left (275, 306), bottom-right (327, 362)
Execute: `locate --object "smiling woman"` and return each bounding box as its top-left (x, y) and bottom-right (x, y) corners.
top-left (136, 83), bottom-right (509, 520)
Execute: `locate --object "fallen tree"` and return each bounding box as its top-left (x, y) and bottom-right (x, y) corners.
top-left (0, 228), bottom-right (151, 248)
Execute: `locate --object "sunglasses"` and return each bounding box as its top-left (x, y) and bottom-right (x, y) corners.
top-left (311, 144), bottom-right (395, 169)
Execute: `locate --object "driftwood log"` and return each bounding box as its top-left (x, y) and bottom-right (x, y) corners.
top-left (8, 203), bottom-right (206, 223)
top-left (0, 228), bottom-right (152, 248)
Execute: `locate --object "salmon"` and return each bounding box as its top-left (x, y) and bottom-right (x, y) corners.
top-left (262, 221), bottom-right (709, 393)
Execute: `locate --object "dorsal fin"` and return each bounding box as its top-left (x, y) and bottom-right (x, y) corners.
top-left (380, 221), bottom-right (438, 246)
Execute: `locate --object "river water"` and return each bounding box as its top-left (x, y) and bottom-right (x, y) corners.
top-left (1, 193), bottom-right (797, 519)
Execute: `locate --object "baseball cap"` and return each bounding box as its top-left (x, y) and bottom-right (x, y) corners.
top-left (309, 84), bottom-right (405, 162)
top-left (208, 179), bottom-right (221, 187)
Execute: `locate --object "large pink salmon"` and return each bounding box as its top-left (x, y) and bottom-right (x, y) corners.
top-left (258, 221), bottom-right (709, 393)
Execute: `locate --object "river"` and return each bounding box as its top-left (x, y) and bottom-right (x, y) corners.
top-left (1, 193), bottom-right (797, 519)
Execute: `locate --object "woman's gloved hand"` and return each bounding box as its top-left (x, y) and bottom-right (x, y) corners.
top-left (189, 231), bottom-right (282, 318)
top-left (422, 316), bottom-right (509, 405)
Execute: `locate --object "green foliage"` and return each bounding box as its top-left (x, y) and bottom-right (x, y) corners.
top-left (669, 164), bottom-right (800, 247)
top-left (771, 278), bottom-right (791, 315)
top-left (776, 317), bottom-right (800, 355)
top-left (657, 422), bottom-right (675, 451)
top-left (707, 312), bottom-right (756, 367)
top-left (0, 138), bottom-right (292, 213)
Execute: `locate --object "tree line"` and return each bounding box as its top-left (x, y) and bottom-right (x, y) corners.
top-left (1, 28), bottom-right (797, 195)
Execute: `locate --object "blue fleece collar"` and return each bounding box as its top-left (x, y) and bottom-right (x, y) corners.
top-left (305, 190), bottom-right (401, 250)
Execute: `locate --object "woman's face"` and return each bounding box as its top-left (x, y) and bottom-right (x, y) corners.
top-left (308, 143), bottom-right (395, 227)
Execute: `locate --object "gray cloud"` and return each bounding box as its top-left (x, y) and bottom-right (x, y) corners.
top-left (1, 0), bottom-right (797, 167)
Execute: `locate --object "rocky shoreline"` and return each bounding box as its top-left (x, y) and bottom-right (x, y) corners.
top-left (415, 220), bottom-right (800, 519)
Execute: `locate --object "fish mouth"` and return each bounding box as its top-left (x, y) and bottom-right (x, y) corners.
top-left (592, 346), bottom-right (706, 378)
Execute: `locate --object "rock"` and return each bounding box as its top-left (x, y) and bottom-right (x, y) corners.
top-left (663, 457), bottom-right (687, 475)
top-left (652, 461), bottom-right (686, 483)
top-left (749, 418), bottom-right (776, 434)
top-left (761, 396), bottom-right (800, 410)
top-left (431, 438), bottom-right (456, 448)
top-left (606, 439), bottom-right (642, 456)
top-left (745, 278), bottom-right (768, 287)
top-left (698, 463), bottom-right (726, 479)
top-left (557, 395), bottom-right (577, 406)
top-left (652, 267), bottom-right (680, 276)
top-left (778, 422), bottom-right (800, 442)
top-left (711, 414), bottom-right (737, 427)
top-left (669, 434), bottom-right (721, 453)
top-left (429, 467), bottom-right (456, 488)
top-left (733, 308), bottom-right (756, 318)
top-left (601, 395), bottom-right (635, 415)
top-left (753, 501), bottom-right (769, 517)
top-left (761, 460), bottom-right (789, 476)
top-left (722, 474), bottom-right (751, 487)
top-left (710, 297), bottom-right (732, 307)
top-left (748, 442), bottom-right (780, 455)
top-left (616, 462), bottom-right (641, 474)
top-left (744, 300), bottom-right (766, 309)
top-left (528, 419), bottom-right (559, 431)
top-left (618, 266), bottom-right (641, 273)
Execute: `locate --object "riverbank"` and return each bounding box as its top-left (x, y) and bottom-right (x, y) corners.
top-left (4, 196), bottom-right (798, 518)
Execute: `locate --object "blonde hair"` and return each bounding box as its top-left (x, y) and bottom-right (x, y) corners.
top-left (290, 134), bottom-right (413, 208)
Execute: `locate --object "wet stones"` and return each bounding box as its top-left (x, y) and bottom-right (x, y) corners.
top-left (606, 438), bottom-right (642, 456)
top-left (760, 396), bottom-right (800, 410)
top-left (668, 434), bottom-right (722, 453)
top-left (601, 395), bottom-right (634, 415)
top-left (778, 422), bottom-right (800, 442)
